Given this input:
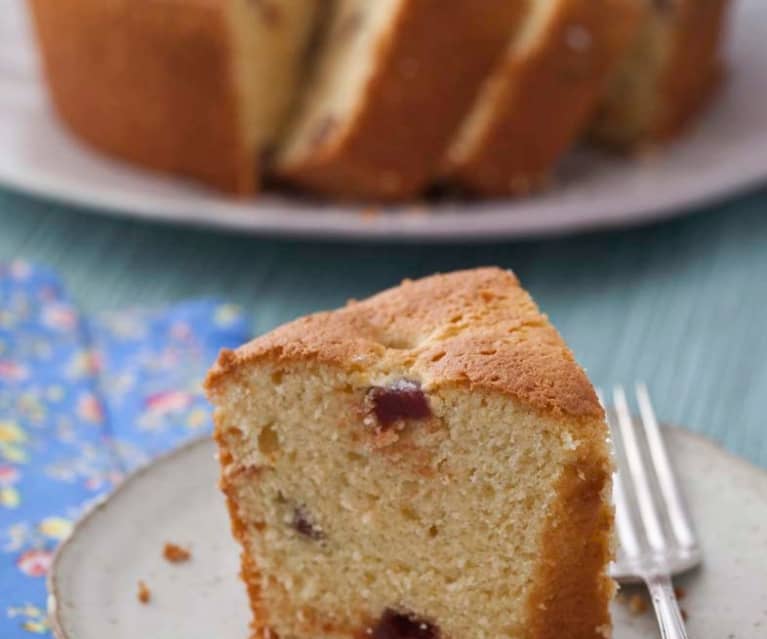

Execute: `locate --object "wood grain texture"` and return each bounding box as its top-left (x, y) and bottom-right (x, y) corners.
top-left (1, 186), bottom-right (765, 469)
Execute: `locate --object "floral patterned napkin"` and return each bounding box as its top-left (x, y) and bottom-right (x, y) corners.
top-left (0, 261), bottom-right (249, 636)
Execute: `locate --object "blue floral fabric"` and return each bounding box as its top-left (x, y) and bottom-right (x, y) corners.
top-left (0, 261), bottom-right (249, 636)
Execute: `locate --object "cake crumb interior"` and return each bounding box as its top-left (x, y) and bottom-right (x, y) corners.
top-left (215, 361), bottom-right (598, 639)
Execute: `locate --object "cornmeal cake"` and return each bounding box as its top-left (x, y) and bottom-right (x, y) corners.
top-left (444, 0), bottom-right (643, 196)
top-left (590, 0), bottom-right (732, 148)
top-left (28, 0), bottom-right (319, 194)
top-left (206, 268), bottom-right (614, 639)
top-left (273, 1), bottom-right (529, 200)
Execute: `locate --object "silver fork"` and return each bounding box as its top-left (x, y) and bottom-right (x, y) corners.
top-left (601, 384), bottom-right (702, 639)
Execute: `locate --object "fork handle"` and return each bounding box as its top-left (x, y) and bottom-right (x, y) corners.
top-left (644, 574), bottom-right (688, 639)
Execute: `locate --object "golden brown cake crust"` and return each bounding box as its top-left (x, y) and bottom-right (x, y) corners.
top-left (206, 267), bottom-right (602, 423)
top-left (589, 0), bottom-right (731, 149)
top-left (652, 0), bottom-right (730, 141)
top-left (215, 434), bottom-right (271, 638)
top-left (525, 450), bottom-right (614, 639)
top-left (275, 0), bottom-right (527, 201)
top-left (445, 0), bottom-right (642, 196)
top-left (28, 0), bottom-right (255, 195)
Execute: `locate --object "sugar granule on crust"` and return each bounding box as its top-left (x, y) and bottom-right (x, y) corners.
top-left (137, 580), bottom-right (151, 604)
top-left (163, 542), bottom-right (191, 563)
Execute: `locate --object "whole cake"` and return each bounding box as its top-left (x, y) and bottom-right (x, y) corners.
top-left (28, 0), bottom-right (733, 200)
top-left (205, 268), bottom-right (614, 639)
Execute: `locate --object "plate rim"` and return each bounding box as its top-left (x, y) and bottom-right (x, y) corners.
top-left (3, 150), bottom-right (767, 245)
top-left (46, 426), bottom-right (767, 639)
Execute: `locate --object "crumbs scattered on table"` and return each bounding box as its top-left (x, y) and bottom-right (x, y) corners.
top-left (137, 580), bottom-right (151, 604)
top-left (163, 542), bottom-right (191, 563)
top-left (674, 586), bottom-right (686, 600)
top-left (681, 608), bottom-right (689, 622)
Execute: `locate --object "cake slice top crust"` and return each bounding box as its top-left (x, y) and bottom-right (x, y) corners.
top-left (207, 268), bottom-right (601, 424)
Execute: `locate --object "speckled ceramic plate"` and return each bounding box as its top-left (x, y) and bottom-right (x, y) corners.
top-left (1, 1), bottom-right (767, 242)
top-left (48, 427), bottom-right (767, 639)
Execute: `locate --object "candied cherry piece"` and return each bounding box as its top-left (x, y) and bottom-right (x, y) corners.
top-left (370, 609), bottom-right (440, 639)
top-left (291, 506), bottom-right (324, 541)
top-left (367, 380), bottom-right (431, 428)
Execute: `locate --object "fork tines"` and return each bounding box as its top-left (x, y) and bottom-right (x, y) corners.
top-left (600, 384), bottom-right (700, 577)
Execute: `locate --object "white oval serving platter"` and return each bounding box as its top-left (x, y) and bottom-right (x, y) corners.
top-left (48, 427), bottom-right (767, 639)
top-left (1, 1), bottom-right (767, 241)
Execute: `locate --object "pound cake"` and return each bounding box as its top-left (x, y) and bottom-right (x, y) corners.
top-left (443, 0), bottom-right (643, 196)
top-left (206, 268), bottom-right (615, 639)
top-left (590, 0), bottom-right (731, 148)
top-left (273, 0), bottom-right (528, 200)
top-left (28, 0), bottom-right (319, 194)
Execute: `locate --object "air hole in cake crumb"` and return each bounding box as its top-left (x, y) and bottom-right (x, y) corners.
top-left (347, 451), bottom-right (366, 463)
top-left (428, 525), bottom-right (439, 538)
top-left (400, 506), bottom-right (420, 523)
top-left (270, 370), bottom-right (284, 385)
top-left (258, 424), bottom-right (280, 456)
top-left (224, 427), bottom-right (243, 440)
top-left (369, 608), bottom-right (440, 639)
top-left (430, 351), bottom-right (446, 363)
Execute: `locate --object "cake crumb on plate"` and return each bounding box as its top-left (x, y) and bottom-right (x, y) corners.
top-left (163, 542), bottom-right (191, 563)
top-left (137, 580), bottom-right (151, 604)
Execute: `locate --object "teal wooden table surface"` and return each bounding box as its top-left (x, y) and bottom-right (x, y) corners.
top-left (1, 187), bottom-right (765, 469)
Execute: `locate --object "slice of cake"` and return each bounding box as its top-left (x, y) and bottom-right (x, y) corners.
top-left (273, 1), bottom-right (528, 200)
top-left (442, 0), bottom-right (642, 196)
top-left (590, 0), bottom-right (732, 149)
top-left (206, 268), bottom-right (614, 639)
top-left (28, 0), bottom-right (319, 194)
